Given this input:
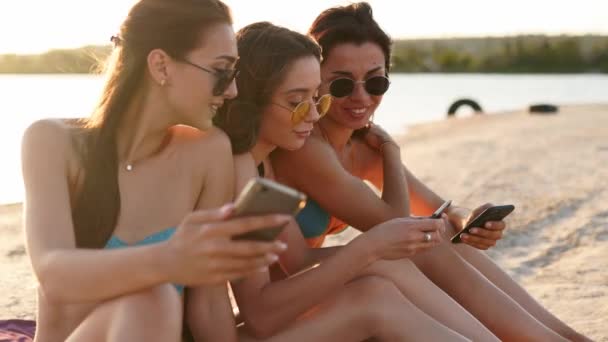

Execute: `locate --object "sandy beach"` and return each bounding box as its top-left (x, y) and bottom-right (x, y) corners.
top-left (2, 104), bottom-right (607, 340)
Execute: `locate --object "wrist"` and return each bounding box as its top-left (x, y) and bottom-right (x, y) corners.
top-left (379, 140), bottom-right (400, 154)
top-left (350, 232), bottom-right (380, 266)
top-left (151, 241), bottom-right (175, 284)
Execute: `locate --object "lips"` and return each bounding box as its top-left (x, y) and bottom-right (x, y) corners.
top-left (343, 107), bottom-right (369, 120)
top-left (293, 130), bottom-right (312, 138)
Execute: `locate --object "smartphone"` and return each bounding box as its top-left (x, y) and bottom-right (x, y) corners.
top-left (430, 200), bottom-right (452, 219)
top-left (450, 204), bottom-right (515, 243)
top-left (232, 177), bottom-right (307, 241)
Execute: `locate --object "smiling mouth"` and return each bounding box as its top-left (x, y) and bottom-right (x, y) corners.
top-left (293, 130), bottom-right (311, 137)
top-left (209, 104), bottom-right (222, 116)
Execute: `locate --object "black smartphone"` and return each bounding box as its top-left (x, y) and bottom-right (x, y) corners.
top-left (450, 204), bottom-right (515, 243)
top-left (430, 200), bottom-right (452, 219)
top-left (232, 178), bottom-right (307, 241)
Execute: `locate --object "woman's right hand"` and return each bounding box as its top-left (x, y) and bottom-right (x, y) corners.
top-left (364, 216), bottom-right (445, 261)
top-left (165, 204), bottom-right (289, 286)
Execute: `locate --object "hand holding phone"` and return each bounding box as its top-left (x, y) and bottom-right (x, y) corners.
top-left (451, 204), bottom-right (514, 243)
top-left (232, 178), bottom-right (307, 241)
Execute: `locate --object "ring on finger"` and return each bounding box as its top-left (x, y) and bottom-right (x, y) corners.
top-left (423, 233), bottom-right (432, 242)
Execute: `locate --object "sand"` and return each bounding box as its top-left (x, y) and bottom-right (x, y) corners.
top-left (2, 104), bottom-right (607, 340)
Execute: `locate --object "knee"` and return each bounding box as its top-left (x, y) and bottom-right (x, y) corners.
top-left (346, 277), bottom-right (412, 337)
top-left (347, 277), bottom-right (403, 319)
top-left (114, 285), bottom-right (182, 331)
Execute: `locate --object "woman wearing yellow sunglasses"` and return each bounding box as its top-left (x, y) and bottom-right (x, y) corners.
top-left (271, 2), bottom-right (590, 342)
top-left (214, 22), bottom-right (490, 341)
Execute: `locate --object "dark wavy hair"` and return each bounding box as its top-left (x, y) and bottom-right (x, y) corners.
top-left (213, 22), bottom-right (321, 154)
top-left (72, 0), bottom-right (232, 248)
top-left (309, 2), bottom-right (391, 138)
top-left (309, 2), bottom-right (392, 72)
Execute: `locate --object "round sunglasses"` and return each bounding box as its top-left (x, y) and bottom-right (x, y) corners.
top-left (328, 76), bottom-right (390, 98)
top-left (270, 94), bottom-right (333, 125)
top-left (178, 58), bottom-right (238, 96)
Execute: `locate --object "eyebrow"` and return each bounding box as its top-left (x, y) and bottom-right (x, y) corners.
top-left (284, 88), bottom-right (312, 95)
top-left (331, 66), bottom-right (384, 77)
top-left (215, 55), bottom-right (239, 63)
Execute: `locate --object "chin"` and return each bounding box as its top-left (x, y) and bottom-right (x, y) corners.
top-left (282, 141), bottom-right (305, 151)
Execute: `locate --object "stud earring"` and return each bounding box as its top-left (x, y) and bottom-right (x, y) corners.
top-left (160, 79), bottom-right (166, 86)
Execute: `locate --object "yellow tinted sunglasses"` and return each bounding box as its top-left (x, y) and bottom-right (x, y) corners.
top-left (270, 94), bottom-right (333, 125)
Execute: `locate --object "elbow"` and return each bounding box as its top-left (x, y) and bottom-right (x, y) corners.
top-left (36, 254), bottom-right (69, 304)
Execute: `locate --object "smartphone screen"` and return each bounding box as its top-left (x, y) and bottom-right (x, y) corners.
top-left (450, 205), bottom-right (514, 243)
top-left (232, 178), bottom-right (307, 241)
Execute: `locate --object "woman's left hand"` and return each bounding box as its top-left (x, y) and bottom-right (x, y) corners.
top-left (448, 203), bottom-right (507, 250)
top-left (361, 123), bottom-right (398, 152)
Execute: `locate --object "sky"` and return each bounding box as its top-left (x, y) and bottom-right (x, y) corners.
top-left (1, 0), bottom-right (607, 54)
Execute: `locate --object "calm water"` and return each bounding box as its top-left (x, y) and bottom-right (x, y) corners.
top-left (1, 73), bottom-right (607, 204)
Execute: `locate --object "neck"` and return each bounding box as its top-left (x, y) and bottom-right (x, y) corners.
top-left (117, 87), bottom-right (174, 166)
top-left (251, 139), bottom-right (276, 166)
top-left (317, 117), bottom-right (356, 152)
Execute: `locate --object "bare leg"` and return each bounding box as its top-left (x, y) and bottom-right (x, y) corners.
top-left (451, 242), bottom-right (591, 342)
top-left (410, 241), bottom-right (568, 342)
top-left (359, 259), bottom-right (499, 341)
top-left (241, 277), bottom-right (469, 342)
top-left (66, 285), bottom-right (182, 342)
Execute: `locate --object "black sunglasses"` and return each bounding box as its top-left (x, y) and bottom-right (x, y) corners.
top-left (178, 58), bottom-right (238, 96)
top-left (329, 76), bottom-right (390, 98)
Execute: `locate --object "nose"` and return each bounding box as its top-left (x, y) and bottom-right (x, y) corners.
top-left (349, 81), bottom-right (370, 103)
top-left (305, 101), bottom-right (321, 123)
top-left (223, 78), bottom-right (238, 100)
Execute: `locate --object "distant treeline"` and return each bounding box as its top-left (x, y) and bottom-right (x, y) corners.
top-left (392, 35), bottom-right (608, 73)
top-left (1, 35), bottom-right (607, 74)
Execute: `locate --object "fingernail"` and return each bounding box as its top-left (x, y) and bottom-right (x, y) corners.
top-left (485, 222), bottom-right (492, 229)
top-left (267, 254), bottom-right (279, 262)
top-left (257, 267), bottom-right (268, 273)
top-left (275, 215), bottom-right (290, 223)
top-left (276, 241), bottom-right (288, 250)
top-left (461, 234), bottom-right (468, 240)
top-left (471, 229), bottom-right (478, 234)
top-left (220, 203), bottom-right (234, 213)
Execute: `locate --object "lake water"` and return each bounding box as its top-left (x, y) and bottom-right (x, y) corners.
top-left (1, 73), bottom-right (607, 204)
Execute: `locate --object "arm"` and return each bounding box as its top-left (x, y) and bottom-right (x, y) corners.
top-left (232, 213), bottom-right (443, 339)
top-left (22, 120), bottom-right (173, 303)
top-left (231, 233), bottom-right (374, 338)
top-left (274, 219), bottom-right (340, 274)
top-left (186, 129), bottom-right (238, 342)
top-left (272, 137), bottom-right (408, 232)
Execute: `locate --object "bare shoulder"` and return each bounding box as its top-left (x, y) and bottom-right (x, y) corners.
top-left (171, 126), bottom-right (232, 168)
top-left (22, 119), bottom-right (76, 161)
top-left (172, 125), bottom-right (231, 151)
top-left (272, 135), bottom-right (337, 168)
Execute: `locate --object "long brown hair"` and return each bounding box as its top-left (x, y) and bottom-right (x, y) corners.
top-left (72, 0), bottom-right (232, 248)
top-left (213, 22), bottom-right (321, 154)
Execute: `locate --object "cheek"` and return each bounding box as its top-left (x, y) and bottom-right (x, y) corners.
top-left (260, 111), bottom-right (295, 145)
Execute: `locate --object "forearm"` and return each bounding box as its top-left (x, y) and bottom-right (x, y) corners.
top-left (381, 144), bottom-right (410, 216)
top-left (242, 237), bottom-right (374, 335)
top-left (37, 244), bottom-right (170, 303)
top-left (403, 164), bottom-right (446, 216)
top-left (286, 246), bottom-right (341, 274)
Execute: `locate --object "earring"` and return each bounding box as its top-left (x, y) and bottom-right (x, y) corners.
top-left (160, 79), bottom-right (166, 87)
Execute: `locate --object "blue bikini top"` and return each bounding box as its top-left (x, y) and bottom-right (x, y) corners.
top-left (105, 227), bottom-right (183, 294)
